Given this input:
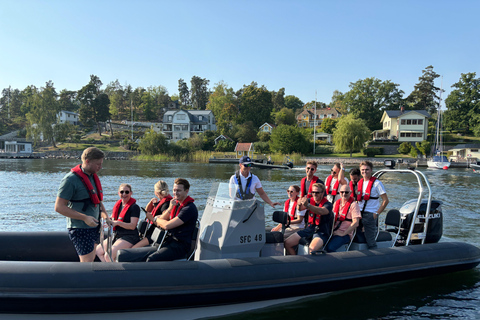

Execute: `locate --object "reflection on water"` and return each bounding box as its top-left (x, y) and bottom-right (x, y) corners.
top-left (1, 158), bottom-right (480, 320)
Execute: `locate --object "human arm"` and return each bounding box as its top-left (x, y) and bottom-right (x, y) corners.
top-left (145, 198), bottom-right (158, 213)
top-left (112, 205), bottom-right (140, 230)
top-left (256, 187), bottom-right (280, 208)
top-left (338, 163), bottom-right (347, 185)
top-left (290, 208), bottom-right (305, 225)
top-left (55, 197), bottom-right (99, 227)
top-left (374, 193), bottom-right (389, 219)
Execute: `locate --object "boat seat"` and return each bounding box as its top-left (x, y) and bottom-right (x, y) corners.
top-left (384, 209), bottom-right (402, 246)
top-left (265, 210), bottom-right (290, 244)
top-left (265, 231), bottom-right (284, 244)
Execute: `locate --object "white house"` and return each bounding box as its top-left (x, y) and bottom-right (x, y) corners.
top-left (373, 108), bottom-right (430, 143)
top-left (448, 144), bottom-right (480, 161)
top-left (2, 141), bottom-right (32, 154)
top-left (57, 111), bottom-right (80, 125)
top-left (162, 109), bottom-right (216, 142)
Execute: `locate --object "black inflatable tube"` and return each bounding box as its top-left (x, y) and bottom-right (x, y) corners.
top-left (0, 232), bottom-right (479, 313)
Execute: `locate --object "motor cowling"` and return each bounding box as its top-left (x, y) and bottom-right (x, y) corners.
top-left (399, 199), bottom-right (443, 244)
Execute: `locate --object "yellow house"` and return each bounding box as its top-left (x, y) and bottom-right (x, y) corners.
top-left (374, 109), bottom-right (430, 142)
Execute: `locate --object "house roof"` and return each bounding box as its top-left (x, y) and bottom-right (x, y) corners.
top-left (451, 144), bottom-right (480, 149)
top-left (235, 142), bottom-right (253, 152)
top-left (296, 108), bottom-right (341, 120)
top-left (214, 134), bottom-right (233, 142)
top-left (259, 122), bottom-right (276, 129)
top-left (385, 110), bottom-right (430, 119)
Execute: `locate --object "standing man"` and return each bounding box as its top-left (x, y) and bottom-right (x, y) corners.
top-left (325, 162), bottom-right (348, 203)
top-left (147, 178), bottom-right (198, 262)
top-left (284, 183), bottom-right (333, 255)
top-left (229, 156), bottom-right (279, 208)
top-left (357, 161), bottom-right (389, 249)
top-left (325, 184), bottom-right (361, 252)
top-left (299, 160), bottom-right (324, 198)
top-left (55, 147), bottom-right (107, 262)
top-left (349, 168), bottom-right (361, 199)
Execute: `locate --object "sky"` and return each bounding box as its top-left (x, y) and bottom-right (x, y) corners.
top-left (1, 0), bottom-right (479, 107)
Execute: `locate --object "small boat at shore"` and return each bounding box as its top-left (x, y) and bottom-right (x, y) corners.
top-left (471, 163), bottom-right (480, 173)
top-left (0, 170), bottom-right (479, 316)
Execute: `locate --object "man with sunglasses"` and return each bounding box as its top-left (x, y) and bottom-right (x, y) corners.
top-left (325, 162), bottom-right (348, 203)
top-left (325, 184), bottom-right (361, 252)
top-left (284, 183), bottom-right (333, 255)
top-left (299, 160), bottom-right (324, 198)
top-left (55, 147), bottom-right (108, 262)
top-left (229, 156), bottom-right (279, 208)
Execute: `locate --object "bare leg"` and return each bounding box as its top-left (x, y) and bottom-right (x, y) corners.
top-left (96, 239), bottom-right (108, 262)
top-left (284, 233), bottom-right (301, 255)
top-left (309, 237), bottom-right (325, 253)
top-left (132, 238), bottom-right (149, 248)
top-left (105, 239), bottom-right (134, 262)
top-left (79, 249), bottom-right (97, 262)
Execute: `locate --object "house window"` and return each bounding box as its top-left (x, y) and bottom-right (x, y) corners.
top-left (177, 114), bottom-right (186, 120)
top-left (18, 144), bottom-right (25, 152)
top-left (199, 115), bottom-right (203, 121)
top-left (168, 115), bottom-right (172, 121)
top-left (401, 120), bottom-right (405, 125)
top-left (412, 119), bottom-right (417, 125)
top-left (471, 149), bottom-right (478, 152)
top-left (406, 120), bottom-right (412, 125)
top-left (400, 133), bottom-right (405, 137)
top-left (418, 119), bottom-right (423, 125)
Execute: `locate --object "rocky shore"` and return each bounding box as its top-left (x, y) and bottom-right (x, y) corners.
top-left (39, 151), bottom-right (137, 160)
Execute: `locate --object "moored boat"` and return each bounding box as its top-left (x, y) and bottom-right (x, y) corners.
top-left (0, 169), bottom-right (479, 316)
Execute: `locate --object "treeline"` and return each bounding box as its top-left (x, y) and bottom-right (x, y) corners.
top-left (1, 66), bottom-right (479, 154)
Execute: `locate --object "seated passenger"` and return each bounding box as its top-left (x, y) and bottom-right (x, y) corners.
top-left (284, 183), bottom-right (333, 255)
top-left (96, 184), bottom-right (140, 262)
top-left (146, 178), bottom-right (198, 262)
top-left (132, 180), bottom-right (172, 249)
top-left (326, 185), bottom-right (361, 252)
top-left (271, 185), bottom-right (306, 239)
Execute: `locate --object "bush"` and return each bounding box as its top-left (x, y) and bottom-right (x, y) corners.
top-left (409, 147), bottom-right (418, 158)
top-left (253, 141), bottom-right (270, 153)
top-left (315, 146), bottom-right (334, 154)
top-left (363, 147), bottom-right (383, 157)
top-left (397, 142), bottom-right (412, 154)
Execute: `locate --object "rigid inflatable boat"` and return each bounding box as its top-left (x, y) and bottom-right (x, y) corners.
top-left (0, 169), bottom-right (479, 315)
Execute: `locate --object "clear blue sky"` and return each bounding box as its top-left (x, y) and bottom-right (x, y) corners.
top-left (1, 0), bottom-right (479, 106)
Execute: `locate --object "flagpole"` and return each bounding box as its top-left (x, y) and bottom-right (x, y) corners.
top-left (313, 91), bottom-right (317, 155)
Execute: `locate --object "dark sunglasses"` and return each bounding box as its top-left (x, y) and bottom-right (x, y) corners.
top-left (120, 190), bottom-right (130, 194)
top-left (311, 191), bottom-right (321, 194)
top-left (243, 163), bottom-right (252, 167)
top-left (331, 170), bottom-right (337, 174)
top-left (286, 190), bottom-right (295, 193)
top-left (306, 167), bottom-right (315, 171)
top-left (340, 191), bottom-right (350, 194)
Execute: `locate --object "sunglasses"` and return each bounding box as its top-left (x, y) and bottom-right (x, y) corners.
top-left (331, 170), bottom-right (337, 174)
top-left (286, 190), bottom-right (295, 193)
top-left (340, 191), bottom-right (350, 194)
top-left (243, 163), bottom-right (252, 167)
top-left (311, 191), bottom-right (321, 194)
top-left (306, 167), bottom-right (315, 171)
top-left (120, 190), bottom-right (130, 194)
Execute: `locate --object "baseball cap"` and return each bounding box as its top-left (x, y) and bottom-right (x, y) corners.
top-left (239, 156), bottom-right (252, 165)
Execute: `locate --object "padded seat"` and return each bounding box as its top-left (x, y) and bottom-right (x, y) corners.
top-left (265, 231), bottom-right (284, 244)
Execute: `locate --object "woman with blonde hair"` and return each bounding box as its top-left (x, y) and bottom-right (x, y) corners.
top-left (132, 180), bottom-right (173, 248)
top-left (96, 184), bottom-right (140, 262)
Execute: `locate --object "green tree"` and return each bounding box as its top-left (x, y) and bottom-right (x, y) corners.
top-left (406, 65), bottom-right (441, 114)
top-left (78, 75), bottom-right (103, 132)
top-left (54, 122), bottom-right (77, 142)
top-left (215, 139), bottom-right (235, 152)
top-left (140, 91), bottom-right (156, 121)
top-left (342, 78), bottom-right (404, 130)
top-left (272, 88), bottom-right (285, 111)
top-left (332, 114), bottom-right (371, 157)
top-left (137, 129), bottom-right (169, 155)
top-left (25, 81), bottom-right (59, 147)
top-left (416, 140), bottom-right (432, 157)
top-left (58, 90), bottom-right (78, 112)
top-left (239, 82), bottom-right (273, 128)
top-left (190, 76), bottom-right (210, 110)
top-left (444, 72), bottom-right (480, 134)
top-left (178, 79), bottom-right (190, 107)
top-left (270, 124), bottom-right (310, 154)
top-left (330, 90), bottom-right (348, 115)
top-left (207, 81), bottom-right (239, 135)
top-left (235, 121), bottom-right (258, 143)
top-left (273, 107), bottom-right (296, 126)
top-left (397, 142), bottom-right (412, 154)
top-left (320, 117), bottom-right (338, 134)
top-left (284, 95), bottom-right (304, 111)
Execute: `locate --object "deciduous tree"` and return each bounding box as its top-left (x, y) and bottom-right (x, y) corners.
top-left (239, 82), bottom-right (273, 128)
top-left (270, 124), bottom-right (310, 154)
top-left (332, 114), bottom-right (370, 157)
top-left (190, 76), bottom-right (210, 110)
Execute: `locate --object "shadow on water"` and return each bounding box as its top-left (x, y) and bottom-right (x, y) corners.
top-left (210, 269), bottom-right (480, 320)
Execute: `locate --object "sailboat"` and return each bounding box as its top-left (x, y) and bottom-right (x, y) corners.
top-left (427, 85), bottom-right (451, 169)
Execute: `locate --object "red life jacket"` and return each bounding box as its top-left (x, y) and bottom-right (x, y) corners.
top-left (349, 181), bottom-right (358, 199)
top-left (333, 197), bottom-right (354, 222)
top-left (284, 196), bottom-right (299, 221)
top-left (300, 176), bottom-right (319, 198)
top-left (70, 164), bottom-right (103, 205)
top-left (111, 197), bottom-right (136, 231)
top-left (325, 175), bottom-right (339, 195)
top-left (357, 177), bottom-right (378, 201)
top-left (149, 195), bottom-right (173, 225)
top-left (170, 196), bottom-right (195, 220)
top-left (307, 197), bottom-right (328, 226)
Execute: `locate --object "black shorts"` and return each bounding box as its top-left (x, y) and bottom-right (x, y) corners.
top-left (68, 226), bottom-right (100, 256)
top-left (113, 233), bottom-right (140, 245)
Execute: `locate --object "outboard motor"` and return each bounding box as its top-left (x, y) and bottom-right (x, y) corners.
top-left (399, 199), bottom-right (443, 244)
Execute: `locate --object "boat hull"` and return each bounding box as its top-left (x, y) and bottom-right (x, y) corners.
top-left (0, 232), bottom-right (479, 314)
top-left (427, 160), bottom-right (451, 169)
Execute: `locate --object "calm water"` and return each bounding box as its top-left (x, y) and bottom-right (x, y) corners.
top-left (1, 158), bottom-right (479, 319)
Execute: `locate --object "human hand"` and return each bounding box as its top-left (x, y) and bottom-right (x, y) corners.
top-left (84, 216), bottom-right (99, 227)
top-left (270, 201), bottom-right (280, 208)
